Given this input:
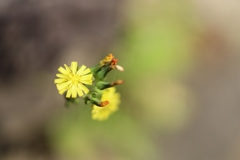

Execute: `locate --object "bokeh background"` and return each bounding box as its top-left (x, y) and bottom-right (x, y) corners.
top-left (1, 0), bottom-right (240, 160)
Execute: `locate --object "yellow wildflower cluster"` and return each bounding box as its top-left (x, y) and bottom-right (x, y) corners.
top-left (54, 54), bottom-right (123, 121)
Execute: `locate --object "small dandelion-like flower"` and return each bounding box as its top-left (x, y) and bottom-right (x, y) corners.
top-left (54, 62), bottom-right (93, 98)
top-left (91, 87), bottom-right (120, 121)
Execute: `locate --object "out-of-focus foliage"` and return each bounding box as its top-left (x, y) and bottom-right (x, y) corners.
top-left (48, 108), bottom-right (159, 160)
top-left (118, 0), bottom-right (197, 76)
top-left (114, 0), bottom-right (196, 132)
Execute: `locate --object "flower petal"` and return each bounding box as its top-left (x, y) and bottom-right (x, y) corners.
top-left (80, 74), bottom-right (93, 81)
top-left (77, 83), bottom-right (89, 94)
top-left (81, 68), bottom-right (91, 75)
top-left (92, 107), bottom-right (109, 121)
top-left (59, 87), bottom-right (68, 94)
top-left (80, 79), bottom-right (92, 85)
top-left (76, 65), bottom-right (87, 75)
top-left (71, 62), bottom-right (78, 74)
top-left (54, 78), bottom-right (67, 84)
top-left (71, 85), bottom-right (77, 98)
top-left (77, 88), bottom-right (83, 97)
top-left (56, 74), bottom-right (68, 78)
top-left (66, 89), bottom-right (72, 98)
top-left (64, 64), bottom-right (71, 72)
top-left (58, 67), bottom-right (68, 74)
top-left (57, 81), bottom-right (71, 91)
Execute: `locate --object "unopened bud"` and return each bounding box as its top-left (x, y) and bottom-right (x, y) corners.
top-left (111, 80), bottom-right (124, 86)
top-left (97, 80), bottom-right (124, 90)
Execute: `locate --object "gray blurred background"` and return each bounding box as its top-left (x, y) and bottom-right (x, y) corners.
top-left (1, 0), bottom-right (240, 160)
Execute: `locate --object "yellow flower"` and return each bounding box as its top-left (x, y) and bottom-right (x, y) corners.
top-left (54, 62), bottom-right (93, 98)
top-left (92, 87), bottom-right (120, 121)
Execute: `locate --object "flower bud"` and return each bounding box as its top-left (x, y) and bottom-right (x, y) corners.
top-left (96, 80), bottom-right (124, 90)
top-left (91, 54), bottom-right (120, 80)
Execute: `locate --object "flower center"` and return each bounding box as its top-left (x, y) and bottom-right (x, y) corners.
top-left (69, 74), bottom-right (79, 84)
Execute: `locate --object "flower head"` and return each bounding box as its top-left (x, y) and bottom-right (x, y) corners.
top-left (54, 62), bottom-right (93, 98)
top-left (91, 87), bottom-right (120, 121)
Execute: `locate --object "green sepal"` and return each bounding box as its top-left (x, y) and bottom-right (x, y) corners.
top-left (96, 81), bottom-right (112, 90)
top-left (90, 61), bottom-right (113, 81)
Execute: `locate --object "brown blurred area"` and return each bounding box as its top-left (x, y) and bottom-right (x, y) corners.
top-left (0, 0), bottom-right (121, 159)
top-left (0, 0), bottom-right (121, 83)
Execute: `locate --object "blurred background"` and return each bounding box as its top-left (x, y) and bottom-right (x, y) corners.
top-left (1, 0), bottom-right (240, 159)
